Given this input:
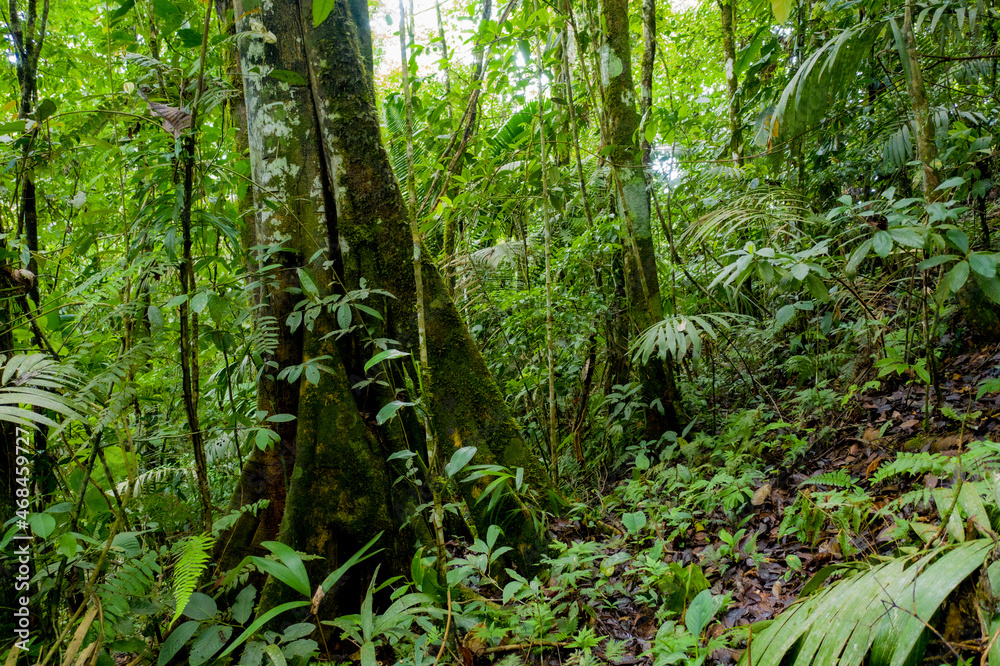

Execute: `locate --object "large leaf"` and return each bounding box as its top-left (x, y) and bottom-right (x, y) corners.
top-left (771, 0), bottom-right (792, 23)
top-left (773, 24), bottom-right (882, 144)
top-left (740, 540), bottom-right (995, 666)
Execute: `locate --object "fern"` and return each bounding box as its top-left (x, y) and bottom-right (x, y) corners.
top-left (802, 469), bottom-right (857, 489)
top-left (872, 451), bottom-right (955, 485)
top-left (98, 548), bottom-right (163, 625)
top-left (170, 533), bottom-right (215, 625)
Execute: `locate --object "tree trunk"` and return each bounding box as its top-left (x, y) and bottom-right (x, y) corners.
top-left (902, 0), bottom-right (940, 200)
top-left (220, 0), bottom-right (549, 616)
top-left (2, 0), bottom-right (47, 641)
top-left (718, 0), bottom-right (742, 164)
top-left (598, 0), bottom-right (682, 440)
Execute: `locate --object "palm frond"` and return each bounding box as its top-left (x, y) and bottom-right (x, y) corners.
top-left (632, 313), bottom-right (753, 365)
top-left (741, 539), bottom-right (997, 666)
top-left (0, 354), bottom-right (86, 429)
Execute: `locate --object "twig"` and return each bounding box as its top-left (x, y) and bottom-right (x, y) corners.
top-left (482, 640), bottom-right (571, 654)
top-left (433, 587), bottom-right (453, 666)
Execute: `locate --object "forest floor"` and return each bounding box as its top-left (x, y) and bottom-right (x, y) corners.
top-left (457, 343), bottom-right (1000, 666)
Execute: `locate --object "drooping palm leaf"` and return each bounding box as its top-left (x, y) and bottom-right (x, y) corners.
top-left (0, 354), bottom-right (85, 429)
top-left (773, 23), bottom-right (883, 144)
top-left (741, 539), bottom-right (997, 666)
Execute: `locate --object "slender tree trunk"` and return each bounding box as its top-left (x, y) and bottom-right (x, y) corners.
top-left (221, 0), bottom-right (550, 617)
top-left (2, 0), bottom-right (47, 640)
top-left (718, 0), bottom-right (742, 164)
top-left (902, 0), bottom-right (941, 199)
top-left (640, 0), bottom-right (655, 169)
top-left (534, 6), bottom-right (559, 482)
top-left (598, 0), bottom-right (682, 439)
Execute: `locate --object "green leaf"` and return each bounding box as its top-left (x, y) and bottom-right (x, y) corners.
top-left (297, 267), bottom-right (319, 300)
top-left (622, 511), bottom-right (647, 535)
top-left (935, 176), bottom-right (966, 191)
top-left (110, 0), bottom-right (136, 23)
top-left (887, 227), bottom-right (923, 248)
top-left (304, 364), bottom-right (320, 385)
top-left (57, 533), bottom-right (78, 558)
top-left (266, 413), bottom-right (296, 423)
top-left (232, 585), bottom-right (256, 625)
top-left (685, 589), bottom-right (716, 636)
top-left (182, 592), bottom-right (217, 620)
top-left (503, 580), bottom-right (523, 604)
top-left (975, 274), bottom-right (1000, 306)
top-left (771, 0), bottom-right (792, 22)
top-left (189, 625), bottom-right (232, 666)
top-left (263, 643), bottom-right (288, 666)
top-left (946, 229), bottom-right (970, 254)
top-left (147, 305), bottom-right (164, 330)
top-left (34, 98), bottom-right (57, 122)
top-left (917, 254), bottom-right (958, 271)
top-left (444, 446), bottom-right (478, 477)
top-left (337, 303), bottom-right (352, 330)
top-left (804, 274), bottom-right (829, 303)
top-left (159, 621), bottom-right (200, 666)
top-left (846, 239), bottom-right (873, 274)
top-left (258, 541), bottom-right (311, 597)
top-left (175, 28), bottom-right (203, 48)
top-left (969, 252), bottom-right (996, 278)
top-left (376, 400), bottom-right (413, 425)
top-left (790, 263), bottom-right (809, 281)
top-left (319, 531), bottom-right (384, 593)
top-left (313, 0), bottom-right (336, 26)
top-left (29, 512), bottom-right (55, 538)
top-left (191, 291), bottom-right (211, 314)
top-left (872, 231), bottom-right (892, 258)
top-left (888, 17), bottom-right (912, 86)
top-left (944, 260), bottom-right (970, 296)
top-left (363, 348), bottom-right (410, 372)
top-left (270, 69), bottom-right (308, 86)
top-left (217, 601), bottom-right (310, 660)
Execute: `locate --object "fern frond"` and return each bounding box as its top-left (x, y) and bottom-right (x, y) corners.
top-left (872, 451), bottom-right (955, 486)
top-left (170, 533), bottom-right (214, 625)
top-left (802, 469), bottom-right (856, 489)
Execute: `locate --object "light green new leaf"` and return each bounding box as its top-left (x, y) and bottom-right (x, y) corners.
top-left (314, 0), bottom-right (336, 26)
top-left (771, 0), bottom-right (792, 23)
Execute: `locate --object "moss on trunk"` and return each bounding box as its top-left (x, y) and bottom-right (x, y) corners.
top-left (599, 0), bottom-right (682, 439)
top-left (221, 0), bottom-right (551, 616)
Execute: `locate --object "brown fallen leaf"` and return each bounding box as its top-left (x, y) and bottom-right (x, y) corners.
top-left (752, 483), bottom-right (772, 506)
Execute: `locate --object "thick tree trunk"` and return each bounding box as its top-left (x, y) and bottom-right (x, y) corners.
top-left (220, 0), bottom-right (549, 616)
top-left (598, 0), bottom-right (682, 440)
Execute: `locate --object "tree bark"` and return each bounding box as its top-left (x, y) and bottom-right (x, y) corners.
top-left (718, 0), bottom-right (742, 164)
top-left (902, 0), bottom-right (941, 199)
top-left (598, 0), bottom-right (682, 440)
top-left (220, 0), bottom-right (550, 616)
